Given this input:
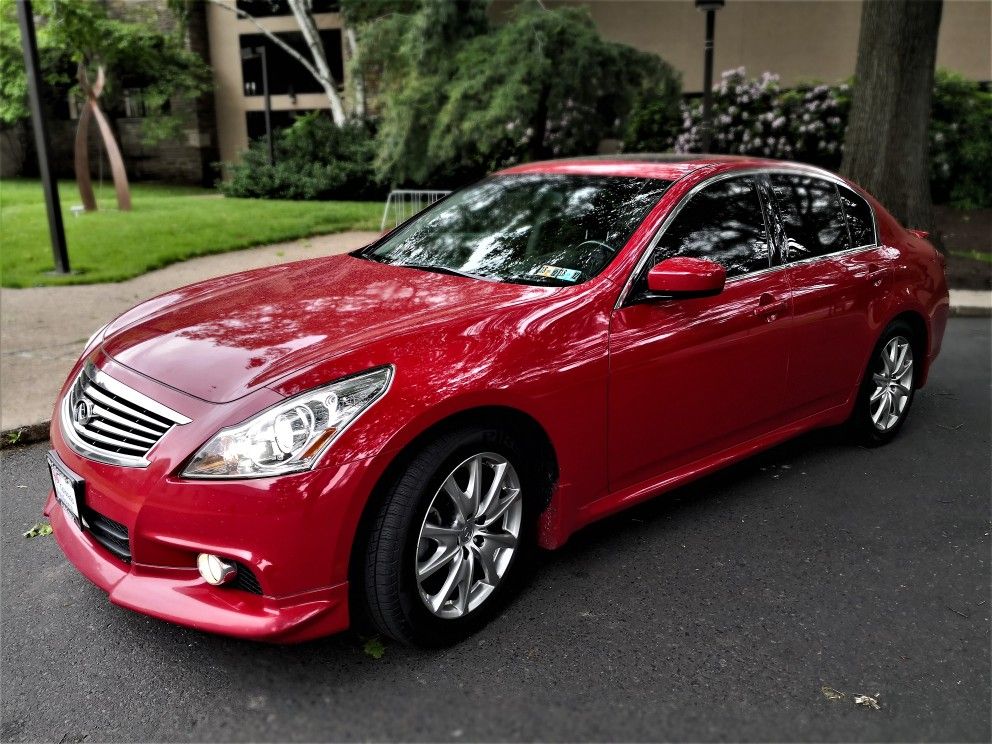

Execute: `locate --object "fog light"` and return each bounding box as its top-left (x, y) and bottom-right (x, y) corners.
top-left (197, 553), bottom-right (237, 586)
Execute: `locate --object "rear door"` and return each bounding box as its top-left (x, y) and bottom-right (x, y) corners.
top-left (607, 174), bottom-right (793, 492)
top-left (765, 172), bottom-right (884, 416)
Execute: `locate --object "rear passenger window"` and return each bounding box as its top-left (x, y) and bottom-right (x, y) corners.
top-left (769, 174), bottom-right (850, 261)
top-left (837, 186), bottom-right (876, 247)
top-left (649, 176), bottom-right (770, 279)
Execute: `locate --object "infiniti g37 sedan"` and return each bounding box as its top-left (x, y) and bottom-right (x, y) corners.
top-left (45, 155), bottom-right (949, 646)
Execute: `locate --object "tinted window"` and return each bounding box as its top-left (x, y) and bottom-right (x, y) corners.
top-left (838, 185), bottom-right (876, 247)
top-left (645, 176), bottom-right (770, 280)
top-left (769, 174), bottom-right (849, 260)
top-left (363, 175), bottom-right (671, 285)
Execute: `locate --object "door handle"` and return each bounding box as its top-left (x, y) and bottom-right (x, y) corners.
top-left (754, 293), bottom-right (788, 321)
top-left (865, 263), bottom-right (890, 287)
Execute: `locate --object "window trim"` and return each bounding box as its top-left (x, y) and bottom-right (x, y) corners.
top-left (616, 165), bottom-right (879, 309)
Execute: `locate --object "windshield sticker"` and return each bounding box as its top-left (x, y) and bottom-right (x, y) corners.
top-left (530, 265), bottom-right (582, 282)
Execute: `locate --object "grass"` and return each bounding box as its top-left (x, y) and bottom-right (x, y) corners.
top-left (950, 249), bottom-right (992, 264)
top-left (0, 179), bottom-right (382, 288)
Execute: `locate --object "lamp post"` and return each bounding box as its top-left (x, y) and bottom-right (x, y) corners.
top-left (695, 0), bottom-right (725, 153)
top-left (17, 0), bottom-right (70, 274)
top-left (242, 45), bottom-right (274, 165)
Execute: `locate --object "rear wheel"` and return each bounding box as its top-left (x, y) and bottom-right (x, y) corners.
top-left (849, 321), bottom-right (918, 446)
top-left (363, 425), bottom-right (536, 646)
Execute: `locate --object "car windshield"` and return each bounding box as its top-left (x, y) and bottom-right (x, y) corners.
top-left (360, 174), bottom-right (672, 286)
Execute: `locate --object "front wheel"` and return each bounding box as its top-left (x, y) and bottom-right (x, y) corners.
top-left (849, 321), bottom-right (918, 446)
top-left (362, 425), bottom-right (536, 646)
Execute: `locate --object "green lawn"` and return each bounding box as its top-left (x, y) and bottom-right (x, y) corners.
top-left (950, 249), bottom-right (992, 264)
top-left (0, 179), bottom-right (382, 288)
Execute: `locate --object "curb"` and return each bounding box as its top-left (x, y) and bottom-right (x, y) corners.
top-left (949, 305), bottom-right (992, 318)
top-left (0, 421), bottom-right (51, 451)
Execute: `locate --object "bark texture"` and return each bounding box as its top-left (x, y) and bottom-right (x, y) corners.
top-left (841, 0), bottom-right (942, 233)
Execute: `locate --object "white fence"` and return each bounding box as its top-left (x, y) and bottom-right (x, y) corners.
top-left (380, 190), bottom-right (451, 231)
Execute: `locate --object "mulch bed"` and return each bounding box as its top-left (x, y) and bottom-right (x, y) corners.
top-left (936, 206), bottom-right (991, 290)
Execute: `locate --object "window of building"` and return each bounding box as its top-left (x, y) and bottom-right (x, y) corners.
top-left (246, 110), bottom-right (313, 141)
top-left (240, 30), bottom-right (344, 96)
top-left (769, 173), bottom-right (850, 260)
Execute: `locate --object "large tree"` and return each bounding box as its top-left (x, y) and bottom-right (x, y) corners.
top-left (359, 0), bottom-right (681, 186)
top-left (841, 0), bottom-right (943, 233)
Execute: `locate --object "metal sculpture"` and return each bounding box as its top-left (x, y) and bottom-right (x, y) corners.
top-left (75, 64), bottom-right (131, 212)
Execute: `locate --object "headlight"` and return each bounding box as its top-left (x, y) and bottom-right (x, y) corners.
top-left (181, 366), bottom-right (393, 479)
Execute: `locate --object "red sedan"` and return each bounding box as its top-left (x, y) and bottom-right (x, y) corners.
top-left (45, 155), bottom-right (949, 646)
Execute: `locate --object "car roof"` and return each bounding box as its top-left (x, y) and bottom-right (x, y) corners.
top-left (497, 153), bottom-right (803, 182)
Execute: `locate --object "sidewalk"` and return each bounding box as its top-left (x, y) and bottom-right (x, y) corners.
top-left (0, 231), bottom-right (379, 436)
top-left (1, 238), bottom-right (989, 438)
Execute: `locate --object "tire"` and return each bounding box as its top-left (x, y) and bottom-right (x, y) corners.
top-left (363, 424), bottom-right (539, 646)
top-left (849, 320), bottom-right (919, 446)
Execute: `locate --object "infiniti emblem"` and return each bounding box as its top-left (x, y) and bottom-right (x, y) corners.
top-left (73, 399), bottom-right (93, 426)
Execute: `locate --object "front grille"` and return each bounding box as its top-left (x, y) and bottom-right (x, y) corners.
top-left (82, 507), bottom-right (131, 562)
top-left (63, 362), bottom-right (190, 467)
top-left (229, 563), bottom-right (263, 595)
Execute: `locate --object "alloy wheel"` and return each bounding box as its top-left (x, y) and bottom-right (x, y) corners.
top-left (415, 452), bottom-right (522, 619)
top-left (870, 336), bottom-right (914, 431)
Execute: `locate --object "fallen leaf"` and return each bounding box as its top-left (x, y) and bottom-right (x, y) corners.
top-left (363, 636), bottom-right (386, 659)
top-left (23, 522), bottom-right (53, 538)
top-left (854, 694), bottom-right (881, 710)
top-left (821, 686), bottom-right (846, 701)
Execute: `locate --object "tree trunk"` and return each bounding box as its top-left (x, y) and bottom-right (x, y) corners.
top-left (841, 0), bottom-right (942, 234)
top-left (345, 27), bottom-right (366, 119)
top-left (287, 0), bottom-right (347, 126)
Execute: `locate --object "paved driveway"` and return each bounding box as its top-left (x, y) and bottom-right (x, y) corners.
top-left (1, 318), bottom-right (989, 742)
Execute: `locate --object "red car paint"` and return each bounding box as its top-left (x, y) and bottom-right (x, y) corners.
top-left (46, 156), bottom-right (949, 642)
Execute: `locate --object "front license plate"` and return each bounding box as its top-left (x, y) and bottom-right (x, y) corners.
top-left (48, 452), bottom-right (83, 521)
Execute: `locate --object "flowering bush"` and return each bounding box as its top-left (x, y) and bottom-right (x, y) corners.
top-left (668, 67), bottom-right (989, 208)
top-left (670, 68), bottom-right (849, 169)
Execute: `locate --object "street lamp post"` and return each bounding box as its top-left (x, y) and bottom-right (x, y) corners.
top-left (695, 0), bottom-right (725, 153)
top-left (242, 45), bottom-right (274, 165)
top-left (17, 0), bottom-right (70, 274)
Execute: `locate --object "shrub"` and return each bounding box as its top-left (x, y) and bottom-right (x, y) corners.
top-left (220, 113), bottom-right (382, 201)
top-left (929, 70), bottom-right (992, 209)
top-left (673, 68), bottom-right (849, 169)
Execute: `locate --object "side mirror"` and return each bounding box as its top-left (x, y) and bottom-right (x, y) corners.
top-left (645, 257), bottom-right (726, 299)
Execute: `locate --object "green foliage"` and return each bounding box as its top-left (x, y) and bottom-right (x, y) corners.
top-left (220, 113), bottom-right (383, 201)
top-left (0, 179), bottom-right (381, 287)
top-left (676, 67), bottom-right (991, 209)
top-left (360, 0), bottom-right (681, 186)
top-left (362, 636), bottom-right (387, 659)
top-left (23, 522), bottom-right (52, 538)
top-left (0, 0), bottom-right (209, 143)
top-left (929, 70), bottom-right (992, 209)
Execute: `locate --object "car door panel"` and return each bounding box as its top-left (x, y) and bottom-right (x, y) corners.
top-left (607, 174), bottom-right (793, 493)
top-left (608, 271), bottom-right (792, 492)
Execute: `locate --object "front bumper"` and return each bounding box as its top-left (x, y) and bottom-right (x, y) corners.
top-left (46, 355), bottom-right (388, 643)
top-left (46, 495), bottom-right (348, 643)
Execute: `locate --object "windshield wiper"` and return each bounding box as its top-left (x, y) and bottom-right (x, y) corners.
top-left (395, 262), bottom-right (491, 281)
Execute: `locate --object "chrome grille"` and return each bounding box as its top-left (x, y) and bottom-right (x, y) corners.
top-left (61, 362), bottom-right (191, 467)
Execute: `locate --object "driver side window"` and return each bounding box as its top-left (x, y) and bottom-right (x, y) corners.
top-left (635, 176), bottom-right (770, 295)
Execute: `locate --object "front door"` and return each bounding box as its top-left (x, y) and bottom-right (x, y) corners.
top-left (608, 175), bottom-right (793, 493)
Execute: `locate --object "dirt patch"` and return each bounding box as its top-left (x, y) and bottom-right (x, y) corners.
top-left (936, 206), bottom-right (991, 290)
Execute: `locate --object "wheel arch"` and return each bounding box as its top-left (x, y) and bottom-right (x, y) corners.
top-left (886, 309), bottom-right (929, 387)
top-left (346, 404), bottom-right (559, 623)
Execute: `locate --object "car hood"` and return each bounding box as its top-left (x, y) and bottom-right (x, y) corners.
top-left (101, 254), bottom-right (555, 403)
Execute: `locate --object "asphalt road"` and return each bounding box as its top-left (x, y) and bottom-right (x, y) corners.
top-left (2, 318), bottom-right (989, 743)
